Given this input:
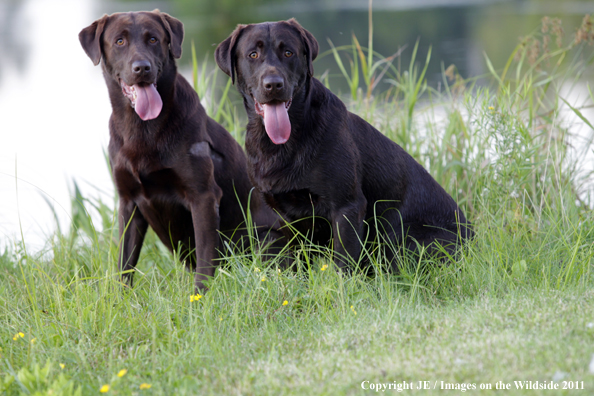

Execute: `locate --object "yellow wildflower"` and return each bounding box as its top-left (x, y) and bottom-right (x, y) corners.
top-left (12, 332), bottom-right (24, 341)
top-left (261, 276), bottom-right (266, 282)
top-left (139, 383), bottom-right (152, 390)
top-left (254, 267), bottom-right (261, 272)
top-left (60, 363), bottom-right (65, 369)
top-left (99, 384), bottom-right (110, 393)
top-left (117, 369), bottom-right (127, 378)
top-left (321, 264), bottom-right (328, 271)
top-left (282, 300), bottom-right (288, 306)
top-left (190, 294), bottom-right (202, 302)
top-left (488, 106), bottom-right (495, 111)
top-left (350, 305), bottom-right (357, 315)
top-left (30, 338), bottom-right (37, 345)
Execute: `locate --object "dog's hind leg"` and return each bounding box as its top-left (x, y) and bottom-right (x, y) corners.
top-left (384, 225), bottom-right (464, 272)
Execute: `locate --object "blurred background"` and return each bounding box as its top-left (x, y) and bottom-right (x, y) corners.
top-left (0, 0), bottom-right (591, 251)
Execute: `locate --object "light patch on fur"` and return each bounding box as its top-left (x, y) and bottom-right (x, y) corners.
top-left (190, 141), bottom-right (223, 163)
top-left (190, 142), bottom-right (211, 157)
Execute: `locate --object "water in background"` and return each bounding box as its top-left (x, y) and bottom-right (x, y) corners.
top-left (0, 0), bottom-right (591, 251)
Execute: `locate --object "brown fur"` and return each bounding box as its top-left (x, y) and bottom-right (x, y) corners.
top-left (216, 19), bottom-right (472, 269)
top-left (79, 10), bottom-right (282, 291)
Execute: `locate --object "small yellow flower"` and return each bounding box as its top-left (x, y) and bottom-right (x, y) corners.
top-left (254, 267), bottom-right (261, 272)
top-left (190, 294), bottom-right (202, 302)
top-left (261, 276), bottom-right (266, 282)
top-left (321, 264), bottom-right (328, 271)
top-left (488, 106), bottom-right (495, 110)
top-left (30, 338), bottom-right (37, 345)
top-left (190, 295), bottom-right (194, 302)
top-left (12, 332), bottom-right (24, 341)
top-left (18, 332), bottom-right (24, 338)
top-left (117, 369), bottom-right (127, 378)
top-left (350, 305), bottom-right (357, 315)
top-left (219, 316), bottom-right (223, 321)
top-left (60, 363), bottom-right (65, 369)
top-left (139, 383), bottom-right (152, 390)
top-left (282, 300), bottom-right (288, 306)
top-left (99, 384), bottom-right (110, 393)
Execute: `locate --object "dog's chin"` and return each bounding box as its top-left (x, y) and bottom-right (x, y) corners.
top-left (250, 94), bottom-right (292, 145)
top-left (120, 79), bottom-right (163, 121)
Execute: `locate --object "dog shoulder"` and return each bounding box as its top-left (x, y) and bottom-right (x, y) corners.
top-left (189, 141), bottom-right (212, 158)
top-left (311, 79), bottom-right (346, 111)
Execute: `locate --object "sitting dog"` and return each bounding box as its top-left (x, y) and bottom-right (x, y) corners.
top-left (79, 10), bottom-right (281, 290)
top-left (215, 19), bottom-right (472, 269)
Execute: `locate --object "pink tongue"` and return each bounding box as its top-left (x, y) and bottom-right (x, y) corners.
top-left (263, 103), bottom-right (291, 144)
top-left (134, 84), bottom-right (163, 121)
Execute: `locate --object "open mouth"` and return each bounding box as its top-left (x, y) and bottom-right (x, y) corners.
top-left (253, 97), bottom-right (292, 145)
top-left (120, 79), bottom-right (163, 121)
top-left (254, 98), bottom-right (292, 117)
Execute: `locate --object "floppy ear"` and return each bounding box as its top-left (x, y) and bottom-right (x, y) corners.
top-left (156, 10), bottom-right (184, 59)
top-left (215, 24), bottom-right (247, 85)
top-left (286, 18), bottom-right (319, 77)
top-left (79, 15), bottom-right (109, 66)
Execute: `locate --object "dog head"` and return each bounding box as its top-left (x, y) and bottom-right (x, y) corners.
top-left (79, 10), bottom-right (184, 121)
top-left (215, 19), bottom-right (318, 144)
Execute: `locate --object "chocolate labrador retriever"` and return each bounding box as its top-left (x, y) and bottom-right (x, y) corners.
top-left (79, 10), bottom-right (281, 290)
top-left (215, 19), bottom-right (472, 269)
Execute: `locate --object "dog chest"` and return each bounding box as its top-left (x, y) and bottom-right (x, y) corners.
top-left (113, 165), bottom-right (189, 205)
top-left (265, 188), bottom-right (330, 219)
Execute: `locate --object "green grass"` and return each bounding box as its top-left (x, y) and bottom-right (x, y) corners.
top-left (1, 15), bottom-right (594, 395)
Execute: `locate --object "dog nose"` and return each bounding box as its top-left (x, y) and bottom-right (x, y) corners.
top-left (263, 75), bottom-right (284, 93)
top-left (132, 60), bottom-right (151, 74)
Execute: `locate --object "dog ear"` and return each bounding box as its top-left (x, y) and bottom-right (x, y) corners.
top-left (79, 15), bottom-right (109, 66)
top-left (215, 24), bottom-right (247, 85)
top-left (286, 18), bottom-right (319, 77)
top-left (156, 10), bottom-right (184, 59)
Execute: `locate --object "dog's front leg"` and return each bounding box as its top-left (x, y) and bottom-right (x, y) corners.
top-left (188, 156), bottom-right (224, 292)
top-left (331, 195), bottom-right (367, 270)
top-left (118, 198), bottom-right (149, 287)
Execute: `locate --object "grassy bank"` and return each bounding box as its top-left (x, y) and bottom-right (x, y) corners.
top-left (1, 16), bottom-right (594, 395)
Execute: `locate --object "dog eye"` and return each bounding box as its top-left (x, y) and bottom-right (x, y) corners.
top-left (284, 50), bottom-right (293, 57)
top-left (149, 37), bottom-right (157, 44)
top-left (249, 52), bottom-right (259, 59)
top-left (116, 38), bottom-right (125, 46)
